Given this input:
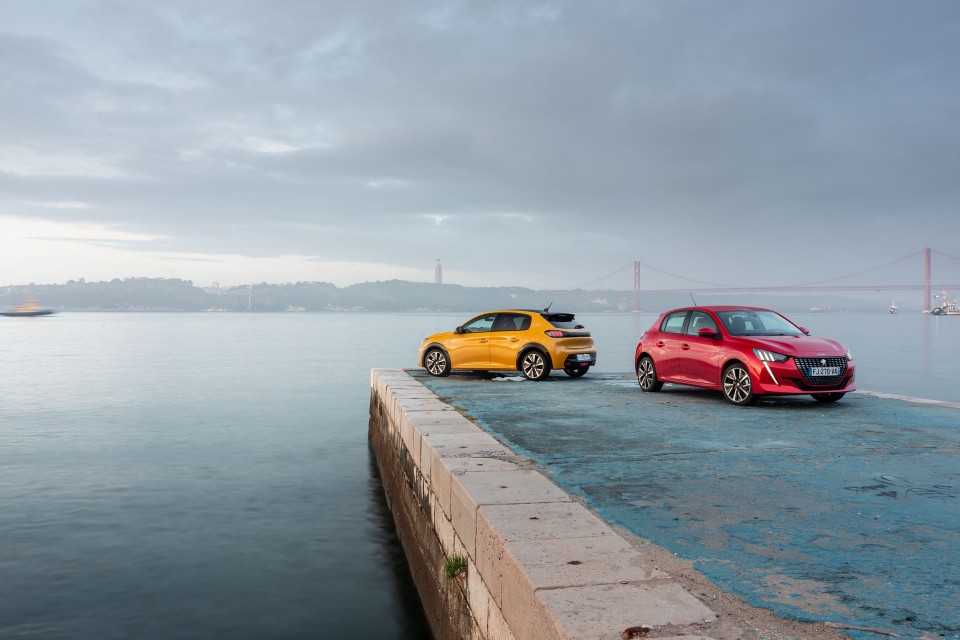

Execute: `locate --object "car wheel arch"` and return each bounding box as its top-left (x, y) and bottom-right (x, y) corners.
top-left (516, 344), bottom-right (550, 370)
top-left (720, 357), bottom-right (750, 382)
top-left (635, 351), bottom-right (654, 373)
top-left (421, 343), bottom-right (449, 366)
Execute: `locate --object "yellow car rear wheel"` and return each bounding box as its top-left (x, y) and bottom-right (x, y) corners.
top-left (520, 350), bottom-right (550, 381)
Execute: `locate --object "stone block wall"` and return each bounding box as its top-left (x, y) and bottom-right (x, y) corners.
top-left (368, 369), bottom-right (722, 640)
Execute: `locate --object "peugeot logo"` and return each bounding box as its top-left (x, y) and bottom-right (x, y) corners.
top-left (820, 358), bottom-right (827, 366)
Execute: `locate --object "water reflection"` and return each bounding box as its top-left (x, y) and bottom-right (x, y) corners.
top-left (365, 448), bottom-right (433, 639)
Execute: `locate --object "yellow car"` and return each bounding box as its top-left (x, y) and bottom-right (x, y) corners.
top-left (419, 309), bottom-right (597, 380)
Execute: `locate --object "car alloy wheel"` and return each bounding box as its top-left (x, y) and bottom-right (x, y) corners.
top-left (722, 363), bottom-right (755, 405)
top-left (521, 351), bottom-right (550, 380)
top-left (424, 348), bottom-right (450, 376)
top-left (636, 356), bottom-right (662, 392)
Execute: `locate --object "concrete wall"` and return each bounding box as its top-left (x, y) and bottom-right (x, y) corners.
top-left (368, 369), bottom-right (720, 640)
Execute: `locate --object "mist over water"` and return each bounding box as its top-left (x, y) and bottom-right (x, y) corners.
top-left (0, 311), bottom-right (956, 639)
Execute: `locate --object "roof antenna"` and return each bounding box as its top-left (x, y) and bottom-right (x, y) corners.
top-left (543, 302), bottom-right (553, 312)
top-left (690, 294), bottom-right (699, 306)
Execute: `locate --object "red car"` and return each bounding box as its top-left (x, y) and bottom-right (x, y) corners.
top-left (634, 306), bottom-right (855, 405)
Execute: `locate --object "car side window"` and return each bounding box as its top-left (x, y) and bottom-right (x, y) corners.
top-left (661, 311), bottom-right (687, 334)
top-left (462, 314), bottom-right (496, 333)
top-left (686, 311), bottom-right (718, 335)
top-left (492, 313), bottom-right (531, 332)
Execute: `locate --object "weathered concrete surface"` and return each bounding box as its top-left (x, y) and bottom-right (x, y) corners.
top-left (370, 369), bottom-right (854, 640)
top-left (415, 370), bottom-right (960, 639)
top-left (369, 372), bottom-right (481, 640)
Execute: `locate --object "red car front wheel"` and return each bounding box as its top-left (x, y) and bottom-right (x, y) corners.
top-left (722, 363), bottom-right (755, 405)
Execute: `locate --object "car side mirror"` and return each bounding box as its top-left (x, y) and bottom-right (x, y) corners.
top-left (454, 326), bottom-right (464, 334)
top-left (698, 327), bottom-right (720, 339)
top-left (799, 326), bottom-right (810, 335)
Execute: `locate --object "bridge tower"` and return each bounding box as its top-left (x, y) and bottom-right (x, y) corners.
top-left (633, 261), bottom-right (641, 312)
top-left (924, 248), bottom-right (931, 312)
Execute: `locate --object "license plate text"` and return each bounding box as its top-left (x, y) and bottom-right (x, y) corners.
top-left (809, 366), bottom-right (840, 376)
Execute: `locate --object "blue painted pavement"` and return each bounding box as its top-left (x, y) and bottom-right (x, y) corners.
top-left (414, 371), bottom-right (960, 638)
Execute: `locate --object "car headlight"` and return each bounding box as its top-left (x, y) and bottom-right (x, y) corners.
top-left (753, 348), bottom-right (789, 362)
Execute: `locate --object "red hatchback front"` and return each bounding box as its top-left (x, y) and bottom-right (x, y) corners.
top-left (634, 306), bottom-right (855, 405)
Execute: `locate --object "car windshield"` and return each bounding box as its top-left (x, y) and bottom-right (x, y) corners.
top-left (543, 313), bottom-right (584, 329)
top-left (716, 310), bottom-right (803, 337)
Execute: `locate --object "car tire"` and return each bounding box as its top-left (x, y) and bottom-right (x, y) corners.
top-left (520, 350), bottom-right (550, 381)
top-left (423, 348), bottom-right (451, 377)
top-left (636, 356), bottom-right (662, 392)
top-left (563, 365), bottom-right (589, 378)
top-left (722, 363), bottom-right (755, 405)
top-left (812, 392), bottom-right (845, 402)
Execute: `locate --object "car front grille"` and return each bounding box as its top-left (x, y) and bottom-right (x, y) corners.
top-left (793, 357), bottom-right (848, 386)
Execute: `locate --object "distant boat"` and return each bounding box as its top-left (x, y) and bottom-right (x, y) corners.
top-left (931, 291), bottom-right (960, 316)
top-left (285, 305), bottom-right (306, 312)
top-left (1, 298), bottom-right (55, 317)
top-left (809, 306), bottom-right (832, 313)
top-left (888, 300), bottom-right (898, 314)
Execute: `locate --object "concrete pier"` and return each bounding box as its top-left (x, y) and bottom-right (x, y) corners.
top-left (368, 369), bottom-right (884, 640)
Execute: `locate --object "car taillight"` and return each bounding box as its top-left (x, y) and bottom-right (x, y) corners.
top-left (545, 330), bottom-right (564, 338)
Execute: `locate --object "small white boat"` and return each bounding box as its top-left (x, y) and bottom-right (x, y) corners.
top-left (888, 300), bottom-right (898, 314)
top-left (931, 291), bottom-right (960, 315)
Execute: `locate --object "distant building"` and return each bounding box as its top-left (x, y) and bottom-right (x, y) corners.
top-left (434, 259), bottom-right (443, 285)
top-left (202, 282), bottom-right (225, 295)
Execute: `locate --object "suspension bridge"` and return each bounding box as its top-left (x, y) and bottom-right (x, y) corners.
top-left (575, 248), bottom-right (960, 312)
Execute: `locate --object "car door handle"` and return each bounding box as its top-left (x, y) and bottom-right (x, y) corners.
top-left (479, 338), bottom-right (488, 343)
top-left (681, 344), bottom-right (690, 350)
top-left (510, 338), bottom-right (519, 342)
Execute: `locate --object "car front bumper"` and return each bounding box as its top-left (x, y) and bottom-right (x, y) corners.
top-left (752, 359), bottom-right (856, 395)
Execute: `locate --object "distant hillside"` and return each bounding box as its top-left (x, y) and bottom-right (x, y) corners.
top-left (0, 277), bottom-right (899, 313)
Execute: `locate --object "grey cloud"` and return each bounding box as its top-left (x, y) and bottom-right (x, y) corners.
top-left (2, 0), bottom-right (959, 286)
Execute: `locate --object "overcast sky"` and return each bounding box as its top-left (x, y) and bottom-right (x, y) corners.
top-left (2, 1), bottom-right (958, 290)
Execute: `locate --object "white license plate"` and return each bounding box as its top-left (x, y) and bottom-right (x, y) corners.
top-left (809, 366), bottom-right (840, 376)
top-left (576, 354), bottom-right (592, 362)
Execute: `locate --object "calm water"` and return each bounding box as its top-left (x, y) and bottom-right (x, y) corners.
top-left (0, 311), bottom-right (956, 639)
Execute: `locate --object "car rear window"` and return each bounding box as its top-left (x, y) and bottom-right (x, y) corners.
top-left (661, 311), bottom-right (687, 334)
top-left (543, 313), bottom-right (584, 329)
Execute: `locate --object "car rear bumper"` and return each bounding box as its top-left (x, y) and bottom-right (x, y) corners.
top-left (559, 351), bottom-right (596, 369)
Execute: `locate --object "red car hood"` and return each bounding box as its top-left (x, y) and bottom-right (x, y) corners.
top-left (747, 335), bottom-right (848, 357)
